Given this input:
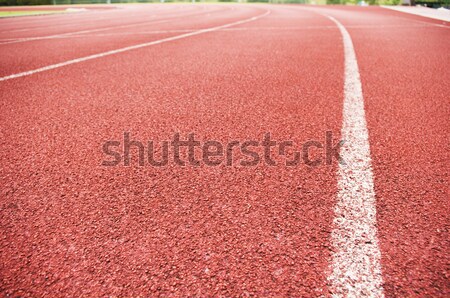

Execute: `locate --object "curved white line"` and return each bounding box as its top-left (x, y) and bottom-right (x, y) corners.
top-left (0, 8), bottom-right (271, 83)
top-left (326, 14), bottom-right (385, 298)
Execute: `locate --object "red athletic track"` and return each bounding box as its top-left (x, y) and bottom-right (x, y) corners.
top-left (0, 4), bottom-right (448, 297)
top-left (0, 5), bottom-right (114, 11)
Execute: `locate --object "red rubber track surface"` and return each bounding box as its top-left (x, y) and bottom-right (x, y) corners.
top-left (306, 5), bottom-right (449, 296)
top-left (0, 5), bottom-right (249, 76)
top-left (0, 5), bottom-right (202, 39)
top-left (0, 4), bottom-right (449, 297)
top-left (313, 6), bottom-right (449, 297)
top-left (0, 5), bottom-right (114, 12)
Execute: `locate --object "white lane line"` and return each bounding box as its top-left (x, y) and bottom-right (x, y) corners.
top-left (0, 23), bottom-right (438, 44)
top-left (0, 6), bottom-right (230, 45)
top-left (0, 19), bottom-right (172, 45)
top-left (0, 23), bottom-right (435, 43)
top-left (0, 29), bottom-right (198, 42)
top-left (0, 9), bottom-right (270, 83)
top-left (0, 5), bottom-right (200, 34)
top-left (325, 15), bottom-right (385, 298)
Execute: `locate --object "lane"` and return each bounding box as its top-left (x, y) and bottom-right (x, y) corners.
top-left (303, 5), bottom-right (449, 297)
top-left (1, 4), bottom-right (448, 297)
top-left (0, 5), bottom-right (245, 77)
top-left (0, 7), bottom-right (121, 34)
top-left (0, 4), bottom-right (203, 39)
top-left (0, 6), bottom-right (234, 44)
top-left (0, 5), bottom-right (344, 297)
top-left (0, 5), bottom-right (199, 37)
top-left (0, 7), bottom-right (268, 82)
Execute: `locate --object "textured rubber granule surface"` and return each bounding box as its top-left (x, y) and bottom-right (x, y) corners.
top-left (307, 5), bottom-right (449, 296)
top-left (340, 8), bottom-right (449, 297)
top-left (1, 5), bottom-right (343, 297)
top-left (0, 4), bottom-right (449, 297)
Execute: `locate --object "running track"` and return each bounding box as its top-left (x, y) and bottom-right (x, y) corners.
top-left (0, 4), bottom-right (448, 297)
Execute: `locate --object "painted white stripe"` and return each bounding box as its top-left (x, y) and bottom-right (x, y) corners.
top-left (0, 6), bottom-right (231, 45)
top-left (0, 28), bottom-right (196, 43)
top-left (0, 23), bottom-right (435, 43)
top-left (0, 9), bottom-right (270, 83)
top-left (0, 19), bottom-right (172, 45)
top-left (325, 15), bottom-right (385, 298)
top-left (1, 23), bottom-right (438, 45)
top-left (0, 23), bottom-right (436, 45)
top-left (0, 5), bottom-right (204, 35)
